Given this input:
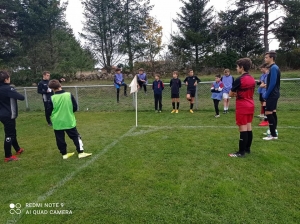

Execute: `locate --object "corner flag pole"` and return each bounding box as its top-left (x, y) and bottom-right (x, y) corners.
top-left (135, 90), bottom-right (138, 127)
top-left (129, 75), bottom-right (138, 127)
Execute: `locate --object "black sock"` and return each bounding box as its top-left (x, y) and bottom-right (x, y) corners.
top-left (264, 107), bottom-right (268, 121)
top-left (177, 102), bottom-right (180, 109)
top-left (273, 112), bottom-right (277, 129)
top-left (239, 131), bottom-right (248, 155)
top-left (267, 114), bottom-right (277, 137)
top-left (172, 102), bottom-right (175, 109)
top-left (190, 103), bottom-right (194, 109)
top-left (246, 131), bottom-right (253, 152)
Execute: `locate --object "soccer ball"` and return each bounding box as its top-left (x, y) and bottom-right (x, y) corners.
top-left (266, 129), bottom-right (278, 136)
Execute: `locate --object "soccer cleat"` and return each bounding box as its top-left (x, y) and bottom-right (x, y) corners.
top-left (78, 152), bottom-right (92, 159)
top-left (226, 110), bottom-right (229, 113)
top-left (4, 155), bottom-right (19, 162)
top-left (263, 136), bottom-right (278, 141)
top-left (215, 114), bottom-right (220, 118)
top-left (223, 110), bottom-right (226, 114)
top-left (15, 148), bottom-right (24, 155)
top-left (228, 152), bottom-right (245, 158)
top-left (158, 110), bottom-right (162, 113)
top-left (62, 152), bottom-right (75, 159)
top-left (259, 121), bottom-right (269, 126)
top-left (175, 110), bottom-right (179, 114)
top-left (189, 109), bottom-right (194, 113)
top-left (171, 109), bottom-right (176, 113)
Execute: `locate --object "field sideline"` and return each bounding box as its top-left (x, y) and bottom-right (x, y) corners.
top-left (1, 111), bottom-right (300, 223)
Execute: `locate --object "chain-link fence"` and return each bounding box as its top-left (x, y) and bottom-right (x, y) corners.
top-left (15, 78), bottom-right (300, 113)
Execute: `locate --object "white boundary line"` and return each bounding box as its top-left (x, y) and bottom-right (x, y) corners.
top-left (138, 125), bottom-right (300, 129)
top-left (14, 126), bottom-right (137, 223)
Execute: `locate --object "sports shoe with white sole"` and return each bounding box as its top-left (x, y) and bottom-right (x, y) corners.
top-left (262, 136), bottom-right (278, 140)
top-left (228, 152), bottom-right (245, 158)
top-left (63, 152), bottom-right (75, 159)
top-left (78, 152), bottom-right (92, 159)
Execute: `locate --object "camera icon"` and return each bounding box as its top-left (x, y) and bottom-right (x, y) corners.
top-left (9, 203), bottom-right (22, 215)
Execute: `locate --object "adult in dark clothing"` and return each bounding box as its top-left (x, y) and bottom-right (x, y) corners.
top-left (37, 71), bottom-right (65, 126)
top-left (0, 71), bottom-right (25, 162)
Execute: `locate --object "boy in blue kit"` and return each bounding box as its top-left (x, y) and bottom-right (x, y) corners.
top-left (211, 74), bottom-right (224, 118)
top-left (114, 68), bottom-right (128, 103)
top-left (221, 69), bottom-right (234, 113)
top-left (183, 69), bottom-right (201, 113)
top-left (0, 71), bottom-right (25, 162)
top-left (170, 71), bottom-right (181, 113)
top-left (257, 64), bottom-right (269, 126)
top-left (137, 68), bottom-right (148, 94)
top-left (152, 74), bottom-right (164, 112)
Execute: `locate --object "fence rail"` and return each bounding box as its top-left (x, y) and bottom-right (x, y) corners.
top-left (15, 78), bottom-right (300, 112)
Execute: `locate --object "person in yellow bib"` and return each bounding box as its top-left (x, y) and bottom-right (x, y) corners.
top-left (47, 79), bottom-right (92, 159)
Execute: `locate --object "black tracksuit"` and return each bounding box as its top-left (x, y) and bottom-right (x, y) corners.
top-left (0, 83), bottom-right (24, 158)
top-left (37, 79), bottom-right (53, 124)
top-left (152, 80), bottom-right (164, 111)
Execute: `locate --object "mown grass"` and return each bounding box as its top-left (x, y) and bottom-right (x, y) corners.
top-left (0, 110), bottom-right (299, 224)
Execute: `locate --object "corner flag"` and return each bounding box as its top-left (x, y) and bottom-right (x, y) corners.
top-left (129, 75), bottom-right (138, 127)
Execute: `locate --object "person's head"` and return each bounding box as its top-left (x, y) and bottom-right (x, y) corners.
top-left (0, 70), bottom-right (10, 83)
top-left (155, 73), bottom-right (160, 80)
top-left (236, 58), bottom-right (252, 74)
top-left (43, 71), bottom-right (50, 80)
top-left (138, 68), bottom-right (144, 74)
top-left (48, 79), bottom-right (62, 92)
top-left (259, 63), bottom-right (269, 74)
top-left (264, 51), bottom-right (276, 65)
top-left (115, 68), bottom-right (121, 73)
top-left (173, 71), bottom-right (179, 78)
top-left (224, 69), bottom-right (230, 76)
top-left (215, 74), bottom-right (221, 82)
top-left (188, 69), bottom-right (194, 76)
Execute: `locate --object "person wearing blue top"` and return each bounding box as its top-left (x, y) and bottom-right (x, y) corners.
top-left (263, 51), bottom-right (280, 140)
top-left (152, 73), bottom-right (164, 112)
top-left (211, 74), bottom-right (224, 118)
top-left (114, 68), bottom-right (128, 103)
top-left (256, 63), bottom-right (269, 126)
top-left (221, 69), bottom-right (234, 114)
top-left (137, 68), bottom-right (148, 94)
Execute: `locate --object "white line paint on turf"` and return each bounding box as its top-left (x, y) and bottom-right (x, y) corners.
top-left (138, 125), bottom-right (300, 129)
top-left (15, 126), bottom-right (137, 223)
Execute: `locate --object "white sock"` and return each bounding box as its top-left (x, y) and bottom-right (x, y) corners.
top-left (78, 137), bottom-right (84, 151)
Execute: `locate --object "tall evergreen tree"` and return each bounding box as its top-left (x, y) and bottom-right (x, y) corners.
top-left (170, 0), bottom-right (214, 70)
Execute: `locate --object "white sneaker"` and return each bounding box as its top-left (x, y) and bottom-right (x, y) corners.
top-left (78, 152), bottom-right (92, 159)
top-left (214, 115), bottom-right (220, 118)
top-left (263, 136), bottom-right (278, 140)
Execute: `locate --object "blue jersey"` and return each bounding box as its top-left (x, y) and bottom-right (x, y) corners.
top-left (211, 81), bottom-right (224, 101)
top-left (264, 64), bottom-right (280, 99)
top-left (257, 73), bottom-right (267, 94)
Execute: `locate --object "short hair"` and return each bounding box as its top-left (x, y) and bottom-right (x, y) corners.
top-left (224, 69), bottom-right (230, 73)
top-left (115, 68), bottom-right (121, 72)
top-left (155, 73), bottom-right (160, 78)
top-left (43, 71), bottom-right (50, 76)
top-left (188, 69), bottom-right (193, 73)
top-left (48, 79), bottom-right (61, 90)
top-left (0, 70), bottom-right (10, 83)
top-left (265, 51), bottom-right (277, 60)
top-left (173, 71), bottom-right (179, 75)
top-left (139, 68), bottom-right (144, 72)
top-left (236, 58), bottom-right (252, 72)
top-left (215, 74), bottom-right (221, 78)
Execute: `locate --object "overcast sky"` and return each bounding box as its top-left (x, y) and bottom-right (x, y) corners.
top-left (65, 0), bottom-right (279, 49)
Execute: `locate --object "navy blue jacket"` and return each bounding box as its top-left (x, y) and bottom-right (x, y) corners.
top-left (264, 64), bottom-right (280, 99)
top-left (152, 80), bottom-right (164, 95)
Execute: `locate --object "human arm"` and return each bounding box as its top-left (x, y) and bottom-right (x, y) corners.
top-left (46, 98), bottom-right (53, 118)
top-left (229, 77), bottom-right (241, 97)
top-left (161, 81), bottom-right (164, 90)
top-left (170, 79), bottom-right (172, 87)
top-left (71, 94), bottom-right (78, 112)
top-left (264, 67), bottom-right (277, 99)
top-left (37, 81), bottom-right (46, 94)
top-left (179, 79), bottom-right (182, 88)
top-left (7, 87), bottom-right (25, 101)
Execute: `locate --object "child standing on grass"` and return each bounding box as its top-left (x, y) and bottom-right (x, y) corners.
top-left (183, 69), bottom-right (201, 113)
top-left (47, 79), bottom-right (92, 159)
top-left (257, 64), bottom-right (269, 126)
top-left (170, 71), bottom-right (181, 113)
top-left (221, 69), bottom-right (234, 114)
top-left (211, 74), bottom-right (224, 118)
top-left (114, 68), bottom-right (128, 103)
top-left (152, 74), bottom-right (164, 112)
top-left (228, 58), bottom-right (255, 158)
top-left (0, 71), bottom-right (25, 162)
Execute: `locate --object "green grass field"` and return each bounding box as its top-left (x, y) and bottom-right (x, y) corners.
top-left (1, 110), bottom-right (300, 224)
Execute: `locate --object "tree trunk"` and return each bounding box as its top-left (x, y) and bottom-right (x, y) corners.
top-left (264, 0), bottom-right (269, 52)
top-left (195, 45), bottom-right (199, 70)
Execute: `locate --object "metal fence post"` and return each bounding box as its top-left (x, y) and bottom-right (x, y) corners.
top-left (24, 88), bottom-right (29, 111)
top-left (75, 86), bottom-right (79, 111)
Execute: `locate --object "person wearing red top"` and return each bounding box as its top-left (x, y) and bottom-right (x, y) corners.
top-left (228, 58), bottom-right (256, 157)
